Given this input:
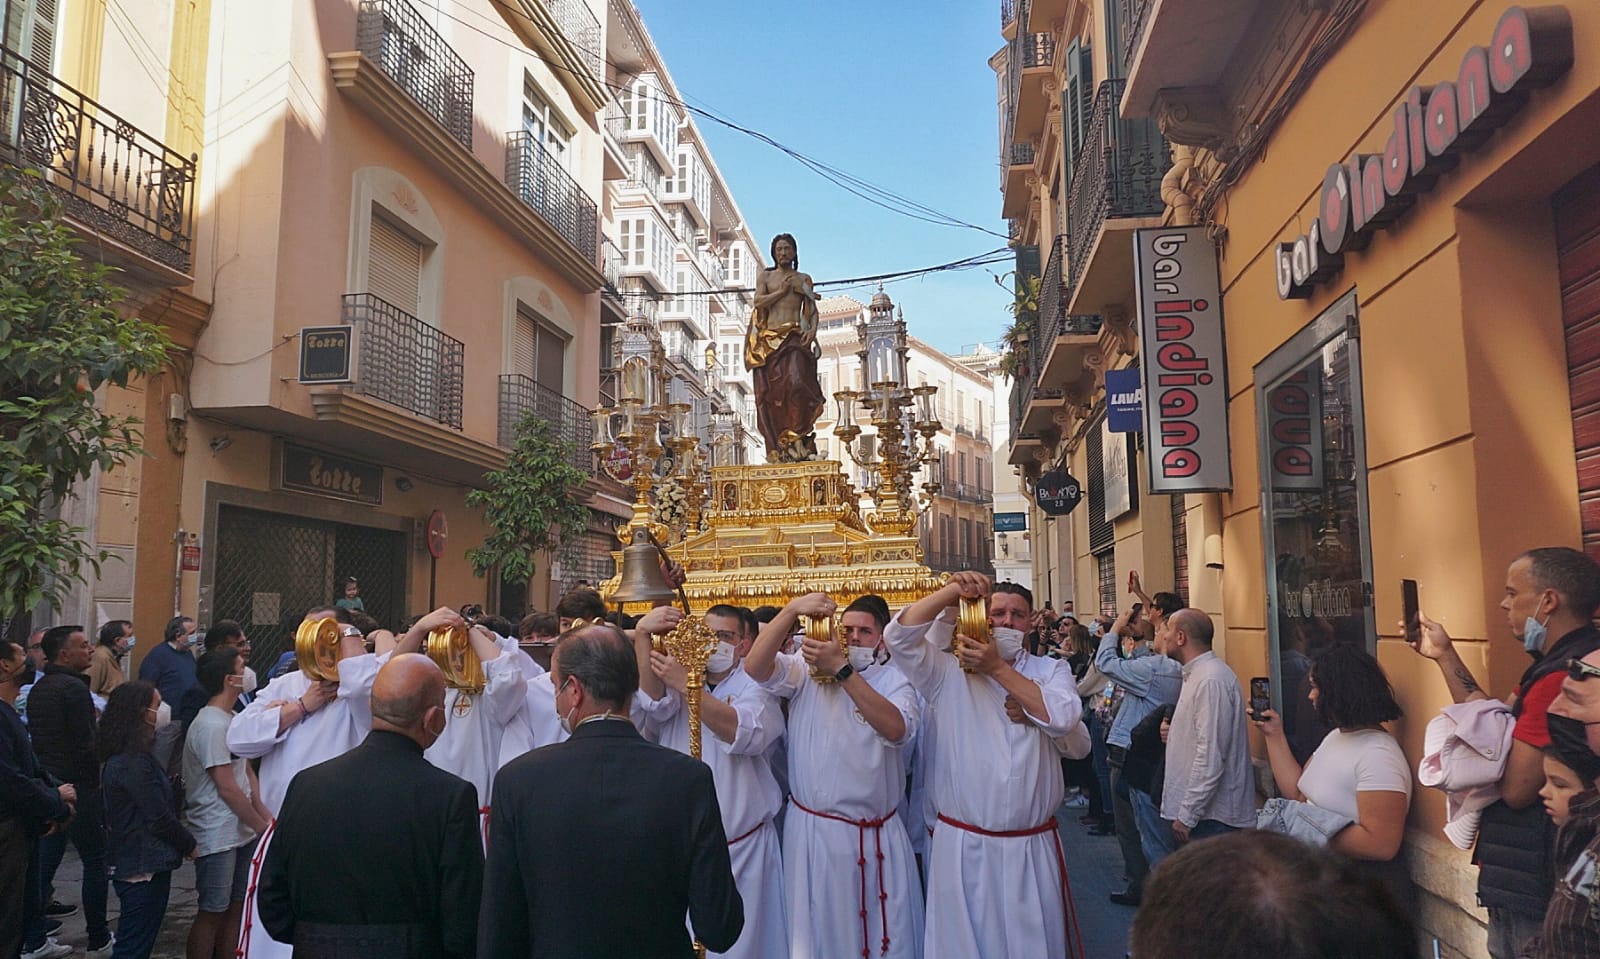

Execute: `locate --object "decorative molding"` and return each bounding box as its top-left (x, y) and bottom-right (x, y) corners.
top-left (490, 0), bottom-right (609, 114)
top-left (328, 52), bottom-right (605, 292)
top-left (1102, 305), bottom-right (1138, 358)
top-left (143, 289), bottom-right (210, 351)
top-left (1153, 87), bottom-right (1235, 154)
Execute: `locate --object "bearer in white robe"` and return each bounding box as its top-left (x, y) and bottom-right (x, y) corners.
top-left (885, 573), bottom-right (1087, 959)
top-left (227, 607), bottom-right (465, 959)
top-left (423, 624), bottom-right (527, 830)
top-left (745, 592), bottom-right (924, 959)
top-left (634, 604), bottom-right (787, 959)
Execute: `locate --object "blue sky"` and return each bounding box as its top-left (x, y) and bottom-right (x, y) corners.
top-left (631, 0), bottom-right (1011, 356)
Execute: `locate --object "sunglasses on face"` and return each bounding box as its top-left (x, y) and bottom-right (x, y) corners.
top-left (1567, 658), bottom-right (1600, 682)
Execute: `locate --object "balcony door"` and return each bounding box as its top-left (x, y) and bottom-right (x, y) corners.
top-left (4, 0), bottom-right (56, 70)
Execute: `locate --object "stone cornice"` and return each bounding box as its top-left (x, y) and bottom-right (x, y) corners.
top-left (492, 0), bottom-right (609, 115)
top-left (328, 52), bottom-right (605, 292)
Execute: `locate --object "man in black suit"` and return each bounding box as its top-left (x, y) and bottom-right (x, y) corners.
top-left (258, 653), bottom-right (482, 959)
top-left (481, 623), bottom-right (743, 958)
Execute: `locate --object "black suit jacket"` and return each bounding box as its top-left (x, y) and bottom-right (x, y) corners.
top-left (479, 717), bottom-right (742, 959)
top-left (259, 730), bottom-right (483, 959)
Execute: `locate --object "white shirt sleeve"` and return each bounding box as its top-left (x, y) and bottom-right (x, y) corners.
top-left (225, 671), bottom-right (309, 758)
top-left (711, 682), bottom-right (784, 758)
top-left (882, 612), bottom-right (952, 701)
top-left (757, 652), bottom-right (807, 699)
top-left (1025, 657), bottom-right (1085, 737)
top-left (482, 652), bottom-right (531, 725)
top-left (1353, 734), bottom-right (1414, 797)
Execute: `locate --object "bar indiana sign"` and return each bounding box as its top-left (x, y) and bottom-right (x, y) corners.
top-left (1276, 6), bottom-right (1573, 299)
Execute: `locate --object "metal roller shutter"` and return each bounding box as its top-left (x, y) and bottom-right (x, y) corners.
top-left (1557, 163), bottom-right (1600, 559)
top-left (367, 214), bottom-right (422, 315)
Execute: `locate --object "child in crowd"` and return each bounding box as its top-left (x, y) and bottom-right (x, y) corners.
top-left (1542, 749), bottom-right (1587, 829)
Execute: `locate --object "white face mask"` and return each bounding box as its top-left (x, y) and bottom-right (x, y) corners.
top-left (706, 641), bottom-right (736, 676)
top-left (993, 627), bottom-right (1025, 663)
top-left (154, 700), bottom-right (172, 730)
top-left (557, 679), bottom-right (576, 735)
top-left (847, 646), bottom-right (877, 672)
top-left (241, 666), bottom-right (258, 695)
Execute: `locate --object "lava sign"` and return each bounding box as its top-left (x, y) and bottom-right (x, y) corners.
top-left (1035, 470), bottom-right (1084, 517)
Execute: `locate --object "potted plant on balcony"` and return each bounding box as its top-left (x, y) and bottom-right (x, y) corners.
top-left (996, 271), bottom-right (1041, 379)
top-left (467, 414), bottom-right (592, 614)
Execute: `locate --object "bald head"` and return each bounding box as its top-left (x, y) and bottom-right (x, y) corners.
top-left (1161, 607), bottom-right (1216, 666)
top-left (371, 653), bottom-right (446, 741)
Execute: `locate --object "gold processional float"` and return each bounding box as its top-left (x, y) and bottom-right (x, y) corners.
top-left (597, 267), bottom-right (972, 759)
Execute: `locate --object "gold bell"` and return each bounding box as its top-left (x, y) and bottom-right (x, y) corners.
top-left (610, 527), bottom-right (677, 607)
top-left (295, 618), bottom-right (342, 682)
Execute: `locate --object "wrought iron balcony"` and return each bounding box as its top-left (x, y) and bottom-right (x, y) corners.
top-left (1001, 0), bottom-right (1017, 28)
top-left (357, 0), bottom-right (474, 150)
top-left (497, 374), bottom-right (593, 474)
top-left (1066, 78), bottom-right (1172, 300)
top-left (541, 0), bottom-right (602, 78)
top-left (1009, 142), bottom-right (1035, 166)
top-left (601, 236), bottom-right (624, 302)
top-left (0, 45), bottom-right (196, 274)
top-left (506, 130), bottom-right (599, 265)
top-left (340, 293), bottom-right (465, 428)
top-left (1119, 0), bottom-right (1157, 75)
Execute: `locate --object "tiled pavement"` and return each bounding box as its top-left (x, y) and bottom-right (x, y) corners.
top-left (43, 798), bottom-right (1135, 959)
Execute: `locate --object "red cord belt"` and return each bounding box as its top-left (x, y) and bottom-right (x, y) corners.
top-left (792, 797), bottom-right (899, 958)
top-left (238, 818), bottom-right (276, 959)
top-left (935, 813), bottom-right (1086, 959)
top-left (726, 819), bottom-right (766, 846)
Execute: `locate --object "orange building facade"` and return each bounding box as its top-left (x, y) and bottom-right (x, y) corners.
top-left (1000, 0), bottom-right (1600, 950)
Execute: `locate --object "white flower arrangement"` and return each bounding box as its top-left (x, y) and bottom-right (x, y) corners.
top-left (653, 476), bottom-right (689, 530)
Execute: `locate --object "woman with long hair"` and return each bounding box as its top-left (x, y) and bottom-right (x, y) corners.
top-left (99, 682), bottom-right (196, 959)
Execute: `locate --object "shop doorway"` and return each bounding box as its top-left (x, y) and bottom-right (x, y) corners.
top-left (1556, 162), bottom-right (1600, 560)
top-left (1255, 291), bottom-right (1377, 762)
top-left (211, 505), bottom-right (407, 678)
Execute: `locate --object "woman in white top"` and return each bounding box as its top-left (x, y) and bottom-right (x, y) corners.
top-left (1257, 644), bottom-right (1412, 861)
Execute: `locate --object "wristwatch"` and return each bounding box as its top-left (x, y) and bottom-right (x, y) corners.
top-left (834, 662), bottom-right (855, 683)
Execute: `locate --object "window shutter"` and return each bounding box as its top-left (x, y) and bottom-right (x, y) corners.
top-left (513, 309), bottom-right (537, 379)
top-left (536, 323), bottom-right (565, 392)
top-left (1088, 412), bottom-right (1113, 553)
top-left (1063, 42), bottom-right (1093, 188)
top-left (367, 215), bottom-right (422, 315)
top-left (7, 0), bottom-right (58, 70)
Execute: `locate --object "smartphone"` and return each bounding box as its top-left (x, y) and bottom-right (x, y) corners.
top-left (1402, 579), bottom-right (1421, 646)
top-left (1249, 677), bottom-right (1271, 721)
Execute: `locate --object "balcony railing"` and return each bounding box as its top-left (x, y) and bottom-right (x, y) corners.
top-left (1009, 142), bottom-right (1035, 166)
top-left (506, 130), bottom-right (599, 265)
top-left (497, 374), bottom-right (593, 474)
top-left (543, 0), bottom-right (602, 78)
top-left (340, 293), bottom-right (465, 428)
top-left (948, 482), bottom-right (994, 504)
top-left (603, 100), bottom-right (626, 141)
top-left (1020, 32), bottom-right (1056, 68)
top-left (1119, 0), bottom-right (1157, 74)
top-left (1038, 235), bottom-right (1066, 363)
top-left (357, 0), bottom-right (474, 150)
top-left (601, 236), bottom-right (623, 301)
top-left (1066, 78), bottom-right (1172, 299)
top-left (0, 45), bottom-right (196, 273)
top-left (1001, 0), bottom-right (1016, 28)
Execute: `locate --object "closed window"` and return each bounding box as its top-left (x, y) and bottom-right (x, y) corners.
top-left (514, 307), bottom-right (567, 393)
top-left (367, 213), bottom-right (423, 316)
top-left (521, 76), bottom-right (573, 167)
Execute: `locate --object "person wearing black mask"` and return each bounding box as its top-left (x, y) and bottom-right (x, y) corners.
top-left (0, 638), bottom-right (74, 959)
top-left (1529, 651), bottom-right (1600, 958)
top-left (1408, 547), bottom-right (1600, 959)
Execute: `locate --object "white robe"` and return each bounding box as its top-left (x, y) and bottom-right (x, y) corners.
top-left (496, 671), bottom-right (567, 768)
top-left (883, 613), bottom-right (1085, 959)
top-left (760, 652), bottom-right (925, 959)
top-left (636, 667), bottom-right (787, 959)
top-left (424, 650), bottom-right (527, 816)
top-left (226, 654), bottom-right (381, 959)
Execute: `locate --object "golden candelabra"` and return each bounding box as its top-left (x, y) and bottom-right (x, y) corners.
top-left (832, 380), bottom-right (942, 536)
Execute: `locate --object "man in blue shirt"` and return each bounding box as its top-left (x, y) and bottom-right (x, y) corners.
top-left (1098, 575), bottom-right (1184, 906)
top-left (138, 615), bottom-right (198, 709)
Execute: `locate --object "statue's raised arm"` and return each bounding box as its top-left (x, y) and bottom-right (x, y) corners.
top-left (744, 233), bottom-right (825, 462)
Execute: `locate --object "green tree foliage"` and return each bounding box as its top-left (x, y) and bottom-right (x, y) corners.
top-left (466, 413), bottom-right (592, 598)
top-left (0, 168), bottom-right (173, 618)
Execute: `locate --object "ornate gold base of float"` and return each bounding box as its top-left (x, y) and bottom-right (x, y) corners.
top-left (602, 460), bottom-right (942, 614)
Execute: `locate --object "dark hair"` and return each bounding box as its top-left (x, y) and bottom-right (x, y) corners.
top-left (97, 681), bottom-right (158, 761)
top-left (304, 607), bottom-right (351, 625)
top-left (1131, 831), bottom-right (1416, 959)
top-left (705, 604), bottom-right (743, 624)
top-left (204, 620), bottom-right (245, 651)
top-left (1310, 643), bottom-right (1402, 729)
top-left (752, 605), bottom-right (781, 624)
top-left (163, 616), bottom-right (194, 644)
top-left (556, 588), bottom-right (607, 623)
top-left (992, 580), bottom-right (1034, 611)
top-left (736, 607), bottom-right (758, 640)
top-left (1170, 608), bottom-right (1214, 648)
top-left (1151, 591), bottom-right (1185, 619)
top-left (344, 576), bottom-right (359, 587)
top-left (844, 594), bottom-right (891, 630)
top-left (519, 612), bottom-right (559, 640)
top-left (474, 614), bottom-right (516, 640)
top-left (1519, 546), bottom-right (1600, 617)
top-left (553, 624), bottom-right (639, 710)
top-left (348, 609), bottom-right (381, 636)
top-left (197, 645), bottom-right (242, 697)
top-left (97, 620), bottom-right (132, 648)
top-left (41, 625), bottom-right (83, 662)
top-left (0, 638), bottom-right (23, 665)
top-left (769, 232), bottom-right (799, 267)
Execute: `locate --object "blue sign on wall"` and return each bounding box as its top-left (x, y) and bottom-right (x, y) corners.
top-left (994, 512), bottom-right (1027, 533)
top-left (1105, 368), bottom-right (1144, 433)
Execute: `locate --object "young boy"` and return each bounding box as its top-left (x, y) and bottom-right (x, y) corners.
top-left (1542, 749), bottom-right (1588, 829)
